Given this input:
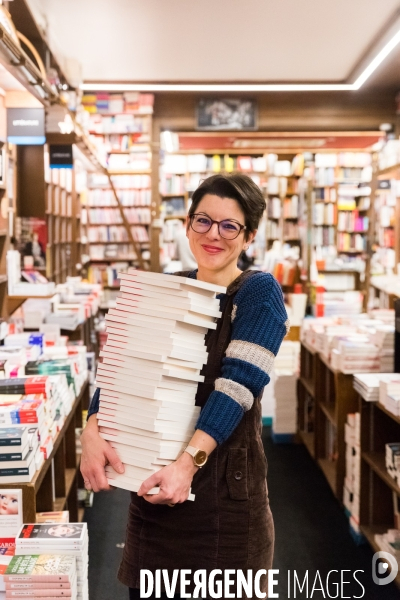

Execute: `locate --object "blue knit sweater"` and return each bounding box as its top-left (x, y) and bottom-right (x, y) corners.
top-left (87, 272), bottom-right (289, 445)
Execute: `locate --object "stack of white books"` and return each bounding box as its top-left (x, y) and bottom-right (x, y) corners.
top-left (379, 376), bottom-right (400, 417)
top-left (353, 373), bottom-right (396, 402)
top-left (14, 523), bottom-right (88, 600)
top-left (96, 270), bottom-right (225, 495)
top-left (273, 374), bottom-right (297, 435)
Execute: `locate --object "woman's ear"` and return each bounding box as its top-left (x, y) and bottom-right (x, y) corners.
top-left (245, 229), bottom-right (257, 248)
top-left (185, 217), bottom-right (190, 238)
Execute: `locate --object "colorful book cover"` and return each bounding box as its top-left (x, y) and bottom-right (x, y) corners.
top-left (4, 554), bottom-right (76, 581)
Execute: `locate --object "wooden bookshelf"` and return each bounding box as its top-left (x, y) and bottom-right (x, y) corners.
top-left (358, 395), bottom-right (400, 586)
top-left (15, 142), bottom-right (92, 285)
top-left (0, 380), bottom-right (89, 523)
top-left (297, 341), bottom-right (318, 459)
top-left (81, 92), bottom-right (154, 269)
top-left (297, 341), bottom-right (359, 500)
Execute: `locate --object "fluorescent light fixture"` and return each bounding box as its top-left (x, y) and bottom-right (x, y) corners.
top-left (82, 82), bottom-right (353, 92)
top-left (81, 25), bottom-right (400, 93)
top-left (353, 29), bottom-right (400, 89)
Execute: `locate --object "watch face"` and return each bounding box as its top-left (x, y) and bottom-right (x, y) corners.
top-left (195, 450), bottom-right (208, 467)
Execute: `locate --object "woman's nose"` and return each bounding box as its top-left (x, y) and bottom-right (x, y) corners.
top-left (206, 222), bottom-right (220, 238)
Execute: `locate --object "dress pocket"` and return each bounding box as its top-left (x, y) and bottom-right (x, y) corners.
top-left (226, 448), bottom-right (249, 501)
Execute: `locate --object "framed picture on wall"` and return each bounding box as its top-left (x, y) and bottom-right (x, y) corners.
top-left (196, 98), bottom-right (257, 131)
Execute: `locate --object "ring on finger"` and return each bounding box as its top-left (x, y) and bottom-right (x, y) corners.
top-left (167, 503), bottom-right (175, 507)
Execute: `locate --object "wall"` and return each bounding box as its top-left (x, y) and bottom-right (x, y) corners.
top-left (153, 90), bottom-right (398, 132)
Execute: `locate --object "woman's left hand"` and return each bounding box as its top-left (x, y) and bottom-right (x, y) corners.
top-left (137, 452), bottom-right (198, 505)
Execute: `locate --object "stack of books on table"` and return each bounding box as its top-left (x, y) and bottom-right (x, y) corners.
top-left (4, 554), bottom-right (77, 600)
top-left (14, 523), bottom-right (88, 600)
top-left (330, 336), bottom-right (393, 373)
top-left (353, 373), bottom-right (395, 402)
top-left (96, 269), bottom-right (225, 495)
top-left (379, 376), bottom-right (400, 417)
top-left (0, 425), bottom-right (39, 484)
top-left (272, 341), bottom-right (300, 436)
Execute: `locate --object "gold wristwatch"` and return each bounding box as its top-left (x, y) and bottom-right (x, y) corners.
top-left (184, 445), bottom-right (208, 468)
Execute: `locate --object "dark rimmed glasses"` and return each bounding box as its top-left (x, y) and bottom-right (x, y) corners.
top-left (189, 213), bottom-right (247, 240)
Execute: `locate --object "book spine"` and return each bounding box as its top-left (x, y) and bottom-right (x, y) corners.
top-left (0, 467), bottom-right (31, 476)
top-left (0, 452), bottom-right (25, 461)
top-left (5, 591), bottom-right (73, 597)
top-left (4, 577), bottom-right (70, 583)
top-left (0, 439), bottom-right (25, 447)
top-left (6, 583), bottom-right (72, 589)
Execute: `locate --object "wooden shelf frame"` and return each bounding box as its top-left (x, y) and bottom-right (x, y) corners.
top-left (297, 341), bottom-right (359, 500)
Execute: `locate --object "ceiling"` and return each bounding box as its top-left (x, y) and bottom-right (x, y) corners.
top-left (25, 0), bottom-right (400, 90)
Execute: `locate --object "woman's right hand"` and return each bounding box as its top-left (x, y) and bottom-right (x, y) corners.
top-left (80, 414), bottom-right (124, 492)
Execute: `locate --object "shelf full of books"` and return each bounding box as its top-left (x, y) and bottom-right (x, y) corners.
top-left (297, 308), bottom-right (398, 550)
top-left (80, 93), bottom-right (154, 269)
top-left (311, 152), bottom-right (372, 270)
top-left (158, 149), bottom-right (305, 274)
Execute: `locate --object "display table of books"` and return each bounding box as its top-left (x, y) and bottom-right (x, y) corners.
top-left (0, 380), bottom-right (89, 523)
top-left (95, 270), bottom-right (225, 494)
top-left (3, 522), bottom-right (90, 600)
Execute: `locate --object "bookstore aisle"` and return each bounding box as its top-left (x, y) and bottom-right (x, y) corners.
top-left (85, 428), bottom-right (400, 600)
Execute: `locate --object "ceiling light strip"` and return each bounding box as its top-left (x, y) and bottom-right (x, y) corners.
top-left (81, 82), bottom-right (354, 92)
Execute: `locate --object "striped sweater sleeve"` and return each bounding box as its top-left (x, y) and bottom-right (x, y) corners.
top-left (195, 273), bottom-right (289, 445)
top-left (87, 387), bottom-right (100, 418)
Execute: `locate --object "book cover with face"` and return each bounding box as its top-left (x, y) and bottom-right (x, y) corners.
top-left (0, 489), bottom-right (22, 538)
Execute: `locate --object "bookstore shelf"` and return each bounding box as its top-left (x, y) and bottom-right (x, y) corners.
top-left (299, 376), bottom-right (315, 398)
top-left (0, 379), bottom-right (89, 523)
top-left (362, 451), bottom-right (400, 496)
top-left (298, 341), bottom-right (359, 501)
top-left (319, 401), bottom-right (336, 425)
top-left (318, 458), bottom-right (337, 495)
top-left (360, 525), bottom-right (400, 586)
top-left (376, 400), bottom-right (400, 425)
top-left (298, 430), bottom-right (315, 459)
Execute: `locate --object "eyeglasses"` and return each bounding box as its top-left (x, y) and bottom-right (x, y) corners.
top-left (189, 213), bottom-right (247, 240)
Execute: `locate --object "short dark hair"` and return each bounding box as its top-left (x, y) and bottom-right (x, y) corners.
top-left (188, 174), bottom-right (266, 241)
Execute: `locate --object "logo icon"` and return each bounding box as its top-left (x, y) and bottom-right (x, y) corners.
top-left (372, 551), bottom-right (398, 586)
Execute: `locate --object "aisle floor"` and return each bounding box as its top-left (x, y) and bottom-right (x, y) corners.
top-left (84, 428), bottom-right (400, 599)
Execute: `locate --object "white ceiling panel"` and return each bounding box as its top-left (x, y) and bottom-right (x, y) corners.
top-left (27, 0), bottom-right (400, 83)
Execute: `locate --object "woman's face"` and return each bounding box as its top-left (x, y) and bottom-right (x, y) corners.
top-left (0, 493), bottom-right (19, 515)
top-left (48, 525), bottom-right (75, 537)
top-left (186, 194), bottom-right (254, 274)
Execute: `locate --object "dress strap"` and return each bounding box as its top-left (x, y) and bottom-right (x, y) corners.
top-left (226, 269), bottom-right (261, 296)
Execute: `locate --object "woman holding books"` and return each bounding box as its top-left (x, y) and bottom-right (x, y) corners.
top-left (81, 173), bottom-right (289, 599)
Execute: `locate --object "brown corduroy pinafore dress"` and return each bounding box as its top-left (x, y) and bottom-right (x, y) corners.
top-left (118, 270), bottom-right (274, 597)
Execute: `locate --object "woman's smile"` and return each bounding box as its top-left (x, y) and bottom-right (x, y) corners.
top-left (201, 244), bottom-right (224, 254)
